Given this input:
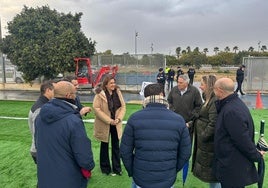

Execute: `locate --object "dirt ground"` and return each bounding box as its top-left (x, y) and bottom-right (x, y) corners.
top-left (188, 69), bottom-right (236, 82)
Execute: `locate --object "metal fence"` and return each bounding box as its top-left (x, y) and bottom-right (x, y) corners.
top-left (91, 54), bottom-right (166, 91)
top-left (243, 56), bottom-right (268, 93)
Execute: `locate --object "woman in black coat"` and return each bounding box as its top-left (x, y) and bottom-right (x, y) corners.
top-left (192, 75), bottom-right (221, 188)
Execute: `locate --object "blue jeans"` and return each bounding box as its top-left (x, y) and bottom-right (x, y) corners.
top-left (132, 180), bottom-right (174, 188)
top-left (210, 182), bottom-right (221, 188)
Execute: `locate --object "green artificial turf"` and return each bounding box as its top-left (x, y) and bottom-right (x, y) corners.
top-left (0, 100), bottom-right (267, 188)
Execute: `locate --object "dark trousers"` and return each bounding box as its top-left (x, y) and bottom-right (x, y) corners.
top-left (235, 80), bottom-right (244, 94)
top-left (159, 83), bottom-right (165, 97)
top-left (31, 152), bottom-right (37, 164)
top-left (167, 79), bottom-right (174, 90)
top-left (100, 125), bottom-right (121, 174)
top-left (189, 77), bottom-right (194, 85)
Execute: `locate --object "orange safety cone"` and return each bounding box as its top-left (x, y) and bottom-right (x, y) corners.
top-left (255, 90), bottom-right (263, 109)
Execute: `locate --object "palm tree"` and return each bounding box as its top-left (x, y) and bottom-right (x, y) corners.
top-left (213, 47), bottom-right (219, 55)
top-left (181, 50), bottom-right (187, 55)
top-left (261, 45), bottom-right (267, 52)
top-left (193, 47), bottom-right (200, 53)
top-left (186, 46), bottom-right (191, 53)
top-left (203, 48), bottom-right (209, 55)
top-left (233, 46), bottom-right (239, 53)
top-left (248, 46), bottom-right (254, 52)
top-left (176, 47), bottom-right (181, 58)
top-left (224, 46), bottom-right (230, 52)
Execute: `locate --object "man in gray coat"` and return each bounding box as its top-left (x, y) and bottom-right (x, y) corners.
top-left (167, 74), bottom-right (202, 142)
top-left (28, 81), bottom-right (54, 163)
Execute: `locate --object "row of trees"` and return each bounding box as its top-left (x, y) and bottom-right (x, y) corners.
top-left (175, 46), bottom-right (267, 57)
top-left (166, 47), bottom-right (268, 68)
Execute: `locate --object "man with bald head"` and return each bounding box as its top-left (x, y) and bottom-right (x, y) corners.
top-left (213, 78), bottom-right (264, 188)
top-left (35, 81), bottom-right (95, 188)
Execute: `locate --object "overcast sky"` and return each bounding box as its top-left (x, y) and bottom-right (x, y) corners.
top-left (1, 0), bottom-right (268, 55)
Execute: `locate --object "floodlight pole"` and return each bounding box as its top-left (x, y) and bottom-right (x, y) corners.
top-left (135, 31), bottom-right (138, 55)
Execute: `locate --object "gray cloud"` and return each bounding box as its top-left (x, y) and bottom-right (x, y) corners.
top-left (1, 0), bottom-right (268, 55)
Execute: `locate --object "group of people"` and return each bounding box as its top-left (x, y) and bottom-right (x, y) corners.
top-left (157, 66), bottom-right (196, 94)
top-left (29, 68), bottom-right (265, 188)
top-left (29, 75), bottom-right (128, 188)
top-left (124, 73), bottom-right (265, 188)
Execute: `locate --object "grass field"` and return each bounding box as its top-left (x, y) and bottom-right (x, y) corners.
top-left (0, 100), bottom-right (267, 188)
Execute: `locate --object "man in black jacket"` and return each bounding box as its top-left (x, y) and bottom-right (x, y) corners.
top-left (213, 77), bottom-right (265, 188)
top-left (156, 67), bottom-right (166, 97)
top-left (235, 65), bottom-right (246, 95)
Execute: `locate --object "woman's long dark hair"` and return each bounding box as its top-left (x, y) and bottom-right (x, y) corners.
top-left (101, 75), bottom-right (121, 118)
top-left (101, 75), bottom-right (118, 91)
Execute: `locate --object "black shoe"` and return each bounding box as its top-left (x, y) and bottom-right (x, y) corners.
top-left (241, 92), bottom-right (245, 95)
top-left (101, 170), bottom-right (111, 175)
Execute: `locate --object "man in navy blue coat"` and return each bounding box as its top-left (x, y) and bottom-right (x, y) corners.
top-left (35, 81), bottom-right (95, 188)
top-left (120, 83), bottom-right (191, 188)
top-left (213, 78), bottom-right (265, 188)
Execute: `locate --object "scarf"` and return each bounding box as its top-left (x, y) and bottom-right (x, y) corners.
top-left (142, 95), bottom-right (169, 109)
top-left (104, 89), bottom-right (121, 119)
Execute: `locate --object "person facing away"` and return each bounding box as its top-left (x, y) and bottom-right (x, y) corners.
top-left (235, 65), bottom-right (246, 95)
top-left (167, 66), bottom-right (175, 91)
top-left (176, 66), bottom-right (184, 81)
top-left (191, 75), bottom-right (221, 188)
top-left (213, 77), bottom-right (265, 188)
top-left (35, 81), bottom-right (95, 188)
top-left (62, 75), bottom-right (91, 116)
top-left (156, 67), bottom-right (166, 97)
top-left (187, 66), bottom-right (196, 85)
top-left (28, 81), bottom-right (54, 164)
top-left (93, 75), bottom-right (126, 176)
top-left (120, 83), bottom-right (192, 188)
top-left (167, 74), bottom-right (203, 142)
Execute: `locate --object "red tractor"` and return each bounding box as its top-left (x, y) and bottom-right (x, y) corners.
top-left (74, 57), bottom-right (118, 89)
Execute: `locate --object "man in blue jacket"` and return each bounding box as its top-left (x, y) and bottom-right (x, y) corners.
top-left (120, 83), bottom-right (191, 188)
top-left (213, 77), bottom-right (265, 188)
top-left (35, 81), bottom-right (95, 188)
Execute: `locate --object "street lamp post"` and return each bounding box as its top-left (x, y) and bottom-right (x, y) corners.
top-left (135, 31), bottom-right (138, 55)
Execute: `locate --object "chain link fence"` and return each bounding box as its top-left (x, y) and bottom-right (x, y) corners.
top-left (243, 56), bottom-right (268, 93)
top-left (91, 54), bottom-right (166, 92)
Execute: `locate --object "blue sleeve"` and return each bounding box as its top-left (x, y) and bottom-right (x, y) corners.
top-left (71, 118), bottom-right (95, 171)
top-left (120, 121), bottom-right (135, 177)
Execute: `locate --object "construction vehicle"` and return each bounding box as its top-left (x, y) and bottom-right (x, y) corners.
top-left (74, 57), bottom-right (118, 89)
